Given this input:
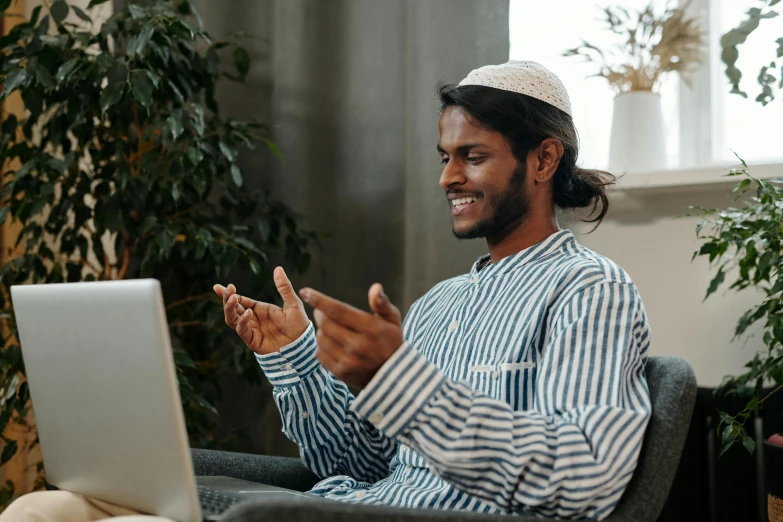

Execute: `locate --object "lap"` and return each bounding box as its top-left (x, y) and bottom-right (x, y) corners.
top-left (0, 490), bottom-right (175, 522)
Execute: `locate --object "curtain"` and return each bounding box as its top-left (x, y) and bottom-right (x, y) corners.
top-left (196, 0), bottom-right (510, 455)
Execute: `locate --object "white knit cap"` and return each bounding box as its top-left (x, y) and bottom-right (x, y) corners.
top-left (458, 60), bottom-right (572, 117)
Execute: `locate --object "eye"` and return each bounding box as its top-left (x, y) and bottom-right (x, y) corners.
top-left (465, 156), bottom-right (485, 164)
top-left (440, 156), bottom-right (449, 164)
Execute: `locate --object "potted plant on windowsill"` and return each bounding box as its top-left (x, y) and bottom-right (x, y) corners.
top-left (563, 2), bottom-right (704, 173)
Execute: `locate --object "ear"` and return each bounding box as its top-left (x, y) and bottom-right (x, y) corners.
top-left (532, 138), bottom-right (564, 183)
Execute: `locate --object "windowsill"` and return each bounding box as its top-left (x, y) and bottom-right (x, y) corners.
top-left (611, 161), bottom-right (783, 194)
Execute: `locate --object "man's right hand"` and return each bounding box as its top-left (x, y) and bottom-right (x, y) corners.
top-left (214, 266), bottom-right (310, 355)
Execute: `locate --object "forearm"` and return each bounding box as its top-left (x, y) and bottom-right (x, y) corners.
top-left (257, 323), bottom-right (396, 481)
top-left (352, 342), bottom-right (650, 519)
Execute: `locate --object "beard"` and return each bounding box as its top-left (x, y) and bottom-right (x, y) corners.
top-left (453, 163), bottom-right (530, 240)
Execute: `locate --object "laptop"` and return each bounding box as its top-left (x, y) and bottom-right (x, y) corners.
top-left (11, 279), bottom-right (321, 522)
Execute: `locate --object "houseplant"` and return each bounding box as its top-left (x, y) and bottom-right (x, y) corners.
top-left (0, 0), bottom-right (315, 507)
top-left (710, 1), bottom-right (783, 518)
top-left (690, 158), bottom-right (783, 520)
top-left (564, 2), bottom-right (704, 172)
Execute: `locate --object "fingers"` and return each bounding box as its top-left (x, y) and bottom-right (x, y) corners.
top-left (314, 309), bottom-right (361, 348)
top-left (223, 292), bottom-right (241, 326)
top-left (299, 288), bottom-right (368, 331)
top-left (235, 308), bottom-right (255, 346)
top-left (368, 283), bottom-right (401, 327)
top-left (274, 266), bottom-right (303, 309)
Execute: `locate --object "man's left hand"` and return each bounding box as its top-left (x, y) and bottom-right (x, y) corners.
top-left (299, 283), bottom-right (404, 389)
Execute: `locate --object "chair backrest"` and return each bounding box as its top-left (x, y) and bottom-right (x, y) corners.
top-left (606, 356), bottom-right (697, 522)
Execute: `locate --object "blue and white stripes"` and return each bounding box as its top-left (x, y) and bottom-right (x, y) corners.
top-left (256, 229), bottom-right (651, 520)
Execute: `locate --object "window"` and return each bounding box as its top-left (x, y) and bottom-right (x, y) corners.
top-left (711, 0), bottom-right (783, 164)
top-left (509, 0), bottom-right (783, 171)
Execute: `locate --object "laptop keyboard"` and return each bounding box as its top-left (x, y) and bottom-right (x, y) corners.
top-left (197, 485), bottom-right (245, 516)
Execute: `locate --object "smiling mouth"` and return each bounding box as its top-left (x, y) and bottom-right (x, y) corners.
top-left (449, 195), bottom-right (480, 215)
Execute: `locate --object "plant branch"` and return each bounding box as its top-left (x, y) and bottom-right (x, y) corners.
top-left (168, 320), bottom-right (207, 329)
top-left (165, 292), bottom-right (212, 311)
top-left (758, 383), bottom-right (783, 408)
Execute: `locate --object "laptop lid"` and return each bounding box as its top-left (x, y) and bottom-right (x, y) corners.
top-left (11, 279), bottom-right (202, 522)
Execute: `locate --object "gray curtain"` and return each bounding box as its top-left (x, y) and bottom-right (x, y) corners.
top-left (195, 0), bottom-right (510, 456)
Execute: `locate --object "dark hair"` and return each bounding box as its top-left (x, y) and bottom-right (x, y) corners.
top-left (438, 84), bottom-right (616, 227)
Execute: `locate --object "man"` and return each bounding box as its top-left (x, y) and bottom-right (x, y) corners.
top-left (2, 61), bottom-right (650, 521)
top-left (214, 61), bottom-right (651, 520)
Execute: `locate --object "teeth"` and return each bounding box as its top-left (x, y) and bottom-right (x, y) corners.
top-left (452, 196), bottom-right (478, 206)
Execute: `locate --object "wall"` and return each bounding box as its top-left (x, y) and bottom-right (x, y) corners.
top-left (570, 183), bottom-right (767, 387)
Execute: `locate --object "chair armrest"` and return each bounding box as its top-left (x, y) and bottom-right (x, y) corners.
top-left (191, 449), bottom-right (320, 492)
top-left (223, 499), bottom-right (548, 522)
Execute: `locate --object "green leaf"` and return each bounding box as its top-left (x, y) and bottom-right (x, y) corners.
top-left (187, 146), bottom-right (203, 166)
top-left (734, 178), bottom-right (752, 193)
top-left (146, 69), bottom-right (162, 88)
top-left (141, 215), bottom-right (157, 234)
top-left (4, 69), bottom-right (29, 97)
top-left (56, 59), bottom-right (80, 82)
top-left (0, 440), bottom-right (17, 466)
top-left (87, 0), bottom-right (110, 7)
top-left (33, 65), bottom-right (54, 89)
top-left (0, 0), bottom-right (12, 13)
top-left (718, 439), bottom-right (734, 459)
top-left (219, 141), bottom-right (236, 162)
top-left (167, 113), bottom-right (184, 141)
top-left (232, 47), bottom-right (250, 80)
top-left (128, 4), bottom-right (145, 19)
top-left (128, 24), bottom-right (154, 58)
top-left (705, 268), bottom-right (726, 300)
top-left (249, 258), bottom-right (260, 277)
top-left (173, 349), bottom-right (196, 369)
top-left (264, 139), bottom-right (285, 163)
top-left (194, 395), bottom-right (218, 416)
top-left (72, 5), bottom-right (91, 22)
top-left (99, 82), bottom-right (124, 113)
top-left (0, 206), bottom-right (8, 224)
top-left (130, 70), bottom-right (154, 108)
top-left (50, 0), bottom-right (69, 25)
top-left (741, 435), bottom-right (756, 454)
top-left (231, 164), bottom-right (242, 187)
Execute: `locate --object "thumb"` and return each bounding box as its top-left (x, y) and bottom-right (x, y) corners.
top-left (274, 266), bottom-right (302, 308)
top-left (369, 283), bottom-right (401, 327)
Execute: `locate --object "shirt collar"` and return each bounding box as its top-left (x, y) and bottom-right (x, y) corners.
top-left (470, 229), bottom-right (575, 280)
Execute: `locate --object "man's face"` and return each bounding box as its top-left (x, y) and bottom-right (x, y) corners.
top-left (437, 106), bottom-right (530, 240)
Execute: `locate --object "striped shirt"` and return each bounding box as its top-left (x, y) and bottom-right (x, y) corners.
top-left (256, 229), bottom-right (651, 520)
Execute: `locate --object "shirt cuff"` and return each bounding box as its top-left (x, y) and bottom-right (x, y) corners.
top-left (351, 341), bottom-right (446, 438)
top-left (255, 322), bottom-right (319, 388)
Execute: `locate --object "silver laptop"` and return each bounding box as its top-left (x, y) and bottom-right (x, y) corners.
top-left (11, 279), bottom-right (319, 522)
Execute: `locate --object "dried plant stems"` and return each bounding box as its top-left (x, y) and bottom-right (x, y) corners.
top-left (564, 2), bottom-right (705, 94)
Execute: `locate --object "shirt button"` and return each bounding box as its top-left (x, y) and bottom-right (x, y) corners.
top-left (492, 370), bottom-right (499, 380)
top-left (471, 275), bottom-right (479, 284)
top-left (283, 363), bottom-right (294, 371)
top-left (448, 320), bottom-right (458, 331)
top-left (300, 411), bottom-right (309, 419)
top-left (370, 412), bottom-right (383, 425)
top-left (405, 465), bottom-right (412, 472)
top-left (355, 491), bottom-right (367, 499)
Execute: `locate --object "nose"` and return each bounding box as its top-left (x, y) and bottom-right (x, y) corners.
top-left (439, 159), bottom-right (466, 191)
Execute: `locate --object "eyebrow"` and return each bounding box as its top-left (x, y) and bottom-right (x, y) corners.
top-left (436, 143), bottom-right (485, 154)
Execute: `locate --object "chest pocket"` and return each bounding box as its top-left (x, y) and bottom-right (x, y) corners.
top-left (467, 362), bottom-right (536, 409)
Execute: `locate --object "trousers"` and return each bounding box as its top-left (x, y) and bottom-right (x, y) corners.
top-left (0, 490), bottom-right (175, 522)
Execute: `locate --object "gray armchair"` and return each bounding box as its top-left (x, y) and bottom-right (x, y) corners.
top-left (193, 356), bottom-right (696, 522)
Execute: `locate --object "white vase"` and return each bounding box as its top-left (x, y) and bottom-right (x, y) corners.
top-left (608, 91), bottom-right (667, 174)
